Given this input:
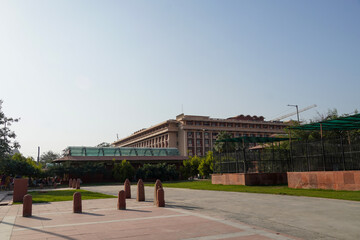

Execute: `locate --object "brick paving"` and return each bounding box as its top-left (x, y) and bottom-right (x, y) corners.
top-left (0, 197), bottom-right (298, 240)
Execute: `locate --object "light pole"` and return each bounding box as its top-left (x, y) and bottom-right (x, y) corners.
top-left (287, 104), bottom-right (299, 122)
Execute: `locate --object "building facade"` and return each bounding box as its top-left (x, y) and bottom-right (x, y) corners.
top-left (113, 114), bottom-right (288, 157)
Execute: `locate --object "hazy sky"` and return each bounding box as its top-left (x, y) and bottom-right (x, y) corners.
top-left (1, 0), bottom-right (359, 158)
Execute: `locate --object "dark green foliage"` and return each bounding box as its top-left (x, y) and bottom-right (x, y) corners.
top-left (113, 160), bottom-right (135, 182)
top-left (48, 162), bottom-right (108, 178)
top-left (136, 163), bottom-right (179, 181)
top-left (0, 153), bottom-right (43, 178)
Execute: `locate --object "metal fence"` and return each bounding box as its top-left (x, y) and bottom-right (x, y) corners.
top-left (213, 136), bottom-right (360, 173)
top-left (213, 149), bottom-right (291, 174)
top-left (291, 138), bottom-right (360, 172)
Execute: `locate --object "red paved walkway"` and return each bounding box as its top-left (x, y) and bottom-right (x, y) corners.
top-left (0, 198), bottom-right (298, 240)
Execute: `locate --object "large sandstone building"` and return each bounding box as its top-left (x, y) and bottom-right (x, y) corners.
top-left (113, 114), bottom-right (287, 157)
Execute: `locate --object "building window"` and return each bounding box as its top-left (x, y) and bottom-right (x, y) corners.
top-left (187, 121), bottom-right (193, 125)
top-left (203, 122), bottom-right (210, 126)
top-left (195, 121), bottom-right (202, 126)
top-left (196, 132), bottom-right (202, 138)
top-left (188, 132), bottom-right (193, 138)
top-left (211, 122), bottom-right (217, 126)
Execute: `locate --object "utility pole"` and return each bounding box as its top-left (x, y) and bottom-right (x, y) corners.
top-left (37, 146), bottom-right (40, 163)
top-left (287, 104), bottom-right (300, 122)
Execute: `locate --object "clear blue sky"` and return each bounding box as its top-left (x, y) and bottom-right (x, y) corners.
top-left (1, 0), bottom-right (359, 158)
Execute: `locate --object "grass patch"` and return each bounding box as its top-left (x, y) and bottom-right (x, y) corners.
top-left (145, 180), bottom-right (360, 202)
top-left (15, 189), bottom-right (116, 204)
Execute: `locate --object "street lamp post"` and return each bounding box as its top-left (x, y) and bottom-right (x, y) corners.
top-left (288, 104), bottom-right (300, 122)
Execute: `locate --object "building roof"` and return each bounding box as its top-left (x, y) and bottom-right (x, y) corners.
top-left (54, 146), bottom-right (186, 163)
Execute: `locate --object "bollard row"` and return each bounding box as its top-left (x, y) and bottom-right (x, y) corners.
top-left (22, 179), bottom-right (165, 218)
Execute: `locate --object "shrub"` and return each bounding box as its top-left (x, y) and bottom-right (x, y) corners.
top-left (136, 163), bottom-right (179, 181)
top-left (113, 160), bottom-right (135, 182)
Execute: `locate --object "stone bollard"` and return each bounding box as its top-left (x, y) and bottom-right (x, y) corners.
top-left (72, 178), bottom-right (77, 189)
top-left (76, 179), bottom-right (81, 189)
top-left (39, 183), bottom-right (43, 189)
top-left (69, 179), bottom-right (73, 188)
top-left (117, 190), bottom-right (126, 210)
top-left (156, 188), bottom-right (165, 207)
top-left (154, 179), bottom-right (162, 205)
top-left (23, 194), bottom-right (32, 217)
top-left (124, 179), bottom-right (131, 199)
top-left (54, 182), bottom-right (57, 189)
top-left (73, 192), bottom-right (82, 213)
top-left (137, 179), bottom-right (145, 201)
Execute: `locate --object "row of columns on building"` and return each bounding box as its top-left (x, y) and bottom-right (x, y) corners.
top-left (22, 179), bottom-right (165, 217)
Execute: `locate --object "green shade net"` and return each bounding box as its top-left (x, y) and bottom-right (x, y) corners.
top-left (289, 113), bottom-right (360, 131)
top-left (216, 136), bottom-right (291, 143)
top-left (65, 147), bottom-right (180, 157)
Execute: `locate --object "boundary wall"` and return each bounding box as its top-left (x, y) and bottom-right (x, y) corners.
top-left (287, 171), bottom-right (360, 191)
top-left (211, 173), bottom-right (287, 186)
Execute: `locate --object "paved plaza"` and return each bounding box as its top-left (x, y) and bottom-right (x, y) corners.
top-left (0, 192), bottom-right (296, 240)
top-left (0, 185), bottom-right (359, 239)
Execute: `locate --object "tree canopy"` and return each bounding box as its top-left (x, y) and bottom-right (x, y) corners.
top-left (0, 100), bottom-right (20, 159)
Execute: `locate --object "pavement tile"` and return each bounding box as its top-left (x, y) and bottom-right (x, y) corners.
top-left (0, 197), bottom-right (300, 240)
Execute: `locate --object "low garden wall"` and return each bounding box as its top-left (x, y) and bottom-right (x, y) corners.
top-left (212, 173), bottom-right (287, 186)
top-left (287, 171), bottom-right (360, 191)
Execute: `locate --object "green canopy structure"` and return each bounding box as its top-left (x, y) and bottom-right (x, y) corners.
top-left (289, 113), bottom-right (360, 131)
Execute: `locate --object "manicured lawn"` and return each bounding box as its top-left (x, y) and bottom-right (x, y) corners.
top-left (16, 190), bottom-right (116, 204)
top-left (146, 180), bottom-right (360, 202)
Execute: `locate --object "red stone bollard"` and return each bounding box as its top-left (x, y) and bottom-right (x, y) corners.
top-left (124, 179), bottom-right (131, 199)
top-left (118, 190), bottom-right (126, 210)
top-left (137, 179), bottom-right (145, 201)
top-left (69, 179), bottom-right (72, 188)
top-left (73, 192), bottom-right (82, 213)
top-left (72, 178), bottom-right (77, 189)
top-left (156, 188), bottom-right (165, 207)
top-left (154, 179), bottom-right (162, 205)
top-left (23, 194), bottom-right (32, 217)
top-left (76, 179), bottom-right (81, 189)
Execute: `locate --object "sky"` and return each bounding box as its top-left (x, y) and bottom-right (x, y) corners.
top-left (0, 0), bottom-right (359, 159)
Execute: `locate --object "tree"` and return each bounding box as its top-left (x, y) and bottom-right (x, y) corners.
top-left (213, 131), bottom-right (236, 153)
top-left (198, 151), bottom-right (213, 178)
top-left (112, 160), bottom-right (135, 182)
top-left (0, 100), bottom-right (20, 159)
top-left (40, 151), bottom-right (60, 167)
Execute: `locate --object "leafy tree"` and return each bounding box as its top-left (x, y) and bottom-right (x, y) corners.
top-left (112, 160), bottom-right (135, 182)
top-left (0, 153), bottom-right (43, 178)
top-left (180, 155), bottom-right (201, 179)
top-left (0, 100), bottom-right (20, 159)
top-left (213, 131), bottom-right (236, 153)
top-left (40, 151), bottom-right (60, 167)
top-left (198, 151), bottom-right (213, 178)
